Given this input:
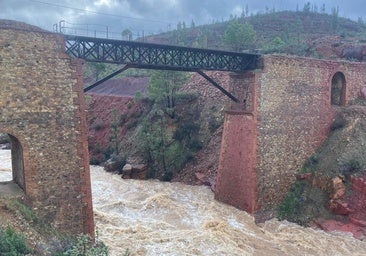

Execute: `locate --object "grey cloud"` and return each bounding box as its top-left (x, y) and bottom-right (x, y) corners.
top-left (1, 0), bottom-right (365, 36)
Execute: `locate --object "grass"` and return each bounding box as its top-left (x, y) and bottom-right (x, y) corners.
top-left (277, 181), bottom-right (306, 221)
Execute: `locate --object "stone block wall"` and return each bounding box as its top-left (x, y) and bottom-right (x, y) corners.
top-left (216, 54), bottom-right (366, 216)
top-left (257, 55), bottom-right (366, 211)
top-left (0, 20), bottom-right (94, 236)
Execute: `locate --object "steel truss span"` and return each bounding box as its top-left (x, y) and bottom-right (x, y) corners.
top-left (64, 35), bottom-right (259, 72)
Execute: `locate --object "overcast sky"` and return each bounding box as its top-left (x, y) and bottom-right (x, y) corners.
top-left (1, 0), bottom-right (365, 39)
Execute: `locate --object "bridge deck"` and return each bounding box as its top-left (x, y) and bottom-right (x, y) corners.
top-left (64, 35), bottom-right (260, 72)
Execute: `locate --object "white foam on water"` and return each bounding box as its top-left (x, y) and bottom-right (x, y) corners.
top-left (1, 150), bottom-right (365, 255)
top-left (90, 166), bottom-right (366, 256)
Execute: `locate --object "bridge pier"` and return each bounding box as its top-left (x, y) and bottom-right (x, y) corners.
top-left (215, 72), bottom-right (259, 213)
top-left (0, 20), bottom-right (94, 238)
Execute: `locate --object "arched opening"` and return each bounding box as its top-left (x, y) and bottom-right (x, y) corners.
top-left (331, 72), bottom-right (346, 106)
top-left (0, 133), bottom-right (25, 191)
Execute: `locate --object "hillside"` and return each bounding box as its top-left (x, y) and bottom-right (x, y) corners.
top-left (278, 101), bottom-right (366, 238)
top-left (144, 10), bottom-right (366, 58)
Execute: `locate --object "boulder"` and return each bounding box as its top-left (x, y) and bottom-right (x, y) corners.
top-left (316, 219), bottom-right (366, 239)
top-left (130, 164), bottom-right (147, 179)
top-left (330, 176), bottom-right (346, 200)
top-left (122, 164), bottom-right (147, 179)
top-left (328, 200), bottom-right (353, 215)
top-left (122, 164), bottom-right (133, 178)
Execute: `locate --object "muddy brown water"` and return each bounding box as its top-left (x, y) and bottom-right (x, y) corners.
top-left (1, 150), bottom-right (366, 255)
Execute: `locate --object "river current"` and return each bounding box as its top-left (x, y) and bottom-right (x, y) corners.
top-left (1, 150), bottom-right (366, 255)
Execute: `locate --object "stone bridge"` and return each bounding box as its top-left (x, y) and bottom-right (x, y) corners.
top-left (1, 20), bottom-right (366, 237)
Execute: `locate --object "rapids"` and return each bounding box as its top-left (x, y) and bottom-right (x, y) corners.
top-left (91, 166), bottom-right (366, 256)
top-left (1, 150), bottom-right (366, 255)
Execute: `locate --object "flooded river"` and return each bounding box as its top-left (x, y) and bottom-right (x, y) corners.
top-left (1, 150), bottom-right (366, 255)
top-left (91, 166), bottom-right (366, 256)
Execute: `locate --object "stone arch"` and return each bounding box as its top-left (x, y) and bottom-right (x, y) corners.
top-left (9, 134), bottom-right (25, 189)
top-left (331, 72), bottom-right (346, 106)
top-left (0, 132), bottom-right (25, 190)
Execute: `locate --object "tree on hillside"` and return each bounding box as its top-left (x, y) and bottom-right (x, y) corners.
top-left (87, 62), bottom-right (107, 82)
top-left (303, 2), bottom-right (311, 12)
top-left (147, 70), bottom-right (189, 118)
top-left (263, 36), bottom-right (286, 53)
top-left (223, 19), bottom-right (256, 51)
top-left (121, 29), bottom-right (132, 40)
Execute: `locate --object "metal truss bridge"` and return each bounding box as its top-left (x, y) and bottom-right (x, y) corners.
top-left (64, 35), bottom-right (261, 102)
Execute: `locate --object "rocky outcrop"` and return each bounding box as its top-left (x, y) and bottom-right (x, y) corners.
top-left (312, 175), bottom-right (366, 239)
top-left (122, 164), bottom-right (147, 179)
top-left (194, 172), bottom-right (216, 192)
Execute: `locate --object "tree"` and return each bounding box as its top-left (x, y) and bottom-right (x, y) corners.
top-left (190, 20), bottom-right (196, 29)
top-left (303, 2), bottom-right (311, 12)
top-left (147, 70), bottom-right (189, 118)
top-left (331, 6), bottom-right (340, 31)
top-left (88, 62), bottom-right (107, 82)
top-left (109, 109), bottom-right (122, 156)
top-left (263, 36), bottom-right (286, 53)
top-left (321, 4), bottom-right (326, 13)
top-left (121, 29), bottom-right (132, 40)
top-left (223, 19), bottom-right (256, 51)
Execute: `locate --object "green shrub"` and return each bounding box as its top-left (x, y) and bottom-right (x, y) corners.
top-left (102, 146), bottom-right (114, 160)
top-left (344, 159), bottom-right (362, 173)
top-left (277, 181), bottom-right (306, 221)
top-left (90, 157), bottom-right (101, 165)
top-left (0, 227), bottom-right (32, 255)
top-left (61, 234), bottom-right (109, 256)
top-left (299, 153), bottom-right (319, 173)
top-left (9, 200), bottom-right (37, 223)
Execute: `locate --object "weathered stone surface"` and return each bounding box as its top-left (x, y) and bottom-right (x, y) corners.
top-left (360, 87), bottom-right (366, 99)
top-left (216, 54), bottom-right (366, 216)
top-left (316, 219), bottom-right (366, 239)
top-left (122, 164), bottom-right (147, 179)
top-left (0, 20), bottom-right (94, 237)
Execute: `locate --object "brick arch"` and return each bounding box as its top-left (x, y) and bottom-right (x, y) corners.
top-left (331, 71), bottom-right (347, 106)
top-left (1, 133), bottom-right (25, 187)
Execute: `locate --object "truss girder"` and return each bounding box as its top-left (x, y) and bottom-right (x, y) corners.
top-left (64, 35), bottom-right (259, 72)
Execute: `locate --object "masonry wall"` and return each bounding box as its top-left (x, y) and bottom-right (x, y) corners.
top-left (256, 55), bottom-right (366, 212)
top-left (0, 21), bottom-right (94, 236)
top-left (215, 72), bottom-right (259, 212)
top-left (216, 54), bottom-right (366, 216)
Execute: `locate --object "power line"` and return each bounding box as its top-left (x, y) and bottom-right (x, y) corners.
top-left (27, 0), bottom-right (171, 25)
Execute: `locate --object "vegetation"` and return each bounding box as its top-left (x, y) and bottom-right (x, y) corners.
top-left (134, 70), bottom-right (203, 180)
top-left (0, 227), bottom-right (32, 255)
top-left (147, 70), bottom-right (189, 118)
top-left (277, 181), bottom-right (307, 221)
top-left (277, 102), bottom-right (366, 225)
top-left (145, 4), bottom-right (366, 58)
top-left (223, 19), bottom-right (256, 51)
top-left (58, 234), bottom-right (109, 256)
